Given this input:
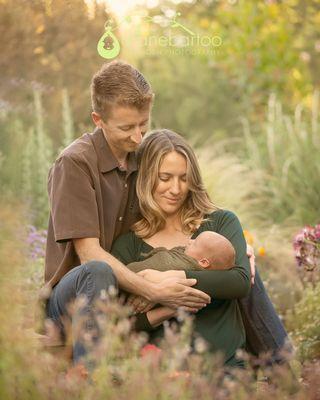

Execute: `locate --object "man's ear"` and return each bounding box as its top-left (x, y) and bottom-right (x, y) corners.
top-left (198, 258), bottom-right (210, 269)
top-left (91, 112), bottom-right (103, 128)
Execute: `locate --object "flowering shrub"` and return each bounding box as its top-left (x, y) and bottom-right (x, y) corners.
top-left (293, 224), bottom-right (320, 272)
top-left (286, 281), bottom-right (320, 361)
top-left (26, 225), bottom-right (47, 260)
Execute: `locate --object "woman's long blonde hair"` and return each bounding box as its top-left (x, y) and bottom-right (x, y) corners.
top-left (132, 129), bottom-right (217, 238)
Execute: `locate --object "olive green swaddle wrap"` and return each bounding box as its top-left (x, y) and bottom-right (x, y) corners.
top-left (127, 246), bottom-right (203, 273)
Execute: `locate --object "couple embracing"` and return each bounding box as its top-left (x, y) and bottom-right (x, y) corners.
top-left (43, 61), bottom-right (289, 373)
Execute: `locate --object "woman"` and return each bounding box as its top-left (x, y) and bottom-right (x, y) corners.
top-left (111, 129), bottom-right (253, 367)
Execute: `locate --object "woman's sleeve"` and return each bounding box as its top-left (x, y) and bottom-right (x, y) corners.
top-left (111, 234), bottom-right (155, 332)
top-left (185, 210), bottom-right (251, 299)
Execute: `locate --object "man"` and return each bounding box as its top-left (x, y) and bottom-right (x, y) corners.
top-left (43, 61), bottom-right (211, 367)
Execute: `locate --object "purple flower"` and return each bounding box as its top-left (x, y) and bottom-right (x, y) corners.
top-left (27, 225), bottom-right (47, 260)
top-left (293, 223), bottom-right (320, 272)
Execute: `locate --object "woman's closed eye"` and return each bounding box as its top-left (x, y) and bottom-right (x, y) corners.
top-left (159, 176), bottom-right (170, 182)
top-left (159, 175), bottom-right (187, 182)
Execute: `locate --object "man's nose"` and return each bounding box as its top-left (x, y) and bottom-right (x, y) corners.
top-left (131, 127), bottom-right (143, 144)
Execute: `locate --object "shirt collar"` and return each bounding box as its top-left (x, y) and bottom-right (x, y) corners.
top-left (92, 127), bottom-right (138, 173)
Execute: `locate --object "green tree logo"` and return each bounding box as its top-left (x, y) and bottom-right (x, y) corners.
top-left (97, 21), bottom-right (121, 59)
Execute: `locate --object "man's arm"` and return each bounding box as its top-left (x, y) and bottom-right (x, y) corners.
top-left (73, 237), bottom-right (211, 309)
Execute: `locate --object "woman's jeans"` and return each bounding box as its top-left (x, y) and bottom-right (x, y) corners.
top-left (46, 261), bottom-right (118, 366)
top-left (46, 262), bottom-right (290, 367)
top-left (238, 270), bottom-right (292, 366)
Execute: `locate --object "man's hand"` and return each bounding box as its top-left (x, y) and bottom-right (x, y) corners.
top-left (128, 270), bottom-right (210, 313)
top-left (135, 269), bottom-right (210, 311)
top-left (151, 277), bottom-right (210, 310)
top-left (137, 269), bottom-right (172, 283)
top-left (246, 244), bottom-right (255, 286)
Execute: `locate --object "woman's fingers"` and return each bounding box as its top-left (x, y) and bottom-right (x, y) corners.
top-left (246, 244), bottom-right (256, 285)
top-left (180, 301), bottom-right (207, 309)
top-left (180, 306), bottom-right (202, 313)
top-left (139, 302), bottom-right (156, 313)
top-left (128, 295), bottom-right (154, 313)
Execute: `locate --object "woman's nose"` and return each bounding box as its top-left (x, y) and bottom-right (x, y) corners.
top-left (169, 180), bottom-right (181, 195)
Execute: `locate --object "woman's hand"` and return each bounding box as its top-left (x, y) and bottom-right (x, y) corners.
top-left (126, 294), bottom-right (156, 313)
top-left (246, 244), bottom-right (255, 286)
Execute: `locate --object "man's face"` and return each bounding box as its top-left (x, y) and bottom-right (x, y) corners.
top-left (92, 105), bottom-right (151, 157)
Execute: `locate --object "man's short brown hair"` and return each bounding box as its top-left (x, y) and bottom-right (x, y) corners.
top-left (91, 60), bottom-right (154, 120)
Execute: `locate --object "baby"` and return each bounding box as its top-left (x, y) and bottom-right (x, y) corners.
top-left (126, 231), bottom-right (236, 274)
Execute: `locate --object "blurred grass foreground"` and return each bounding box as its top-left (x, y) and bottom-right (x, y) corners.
top-left (0, 201), bottom-right (320, 399)
top-left (0, 0), bottom-right (320, 398)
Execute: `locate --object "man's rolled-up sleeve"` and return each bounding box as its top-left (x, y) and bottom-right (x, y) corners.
top-left (48, 155), bottom-right (100, 243)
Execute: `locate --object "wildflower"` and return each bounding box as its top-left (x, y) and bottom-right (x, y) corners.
top-left (140, 343), bottom-right (162, 358)
top-left (258, 246), bottom-right (266, 257)
top-left (140, 343), bottom-right (162, 368)
top-left (27, 225), bottom-right (47, 260)
top-left (199, 18), bottom-right (210, 29)
top-left (243, 230), bottom-right (254, 245)
top-left (293, 224), bottom-right (320, 271)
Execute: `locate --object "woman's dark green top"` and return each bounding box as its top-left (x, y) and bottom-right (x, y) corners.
top-left (111, 209), bottom-right (251, 367)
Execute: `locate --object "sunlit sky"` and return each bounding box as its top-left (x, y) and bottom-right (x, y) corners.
top-left (99, 0), bottom-right (159, 18)
top-left (90, 0), bottom-right (190, 18)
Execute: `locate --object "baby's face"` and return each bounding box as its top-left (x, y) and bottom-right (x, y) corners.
top-left (184, 236), bottom-right (206, 261)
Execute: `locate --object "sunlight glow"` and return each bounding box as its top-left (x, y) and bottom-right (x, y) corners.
top-left (103, 0), bottom-right (139, 18)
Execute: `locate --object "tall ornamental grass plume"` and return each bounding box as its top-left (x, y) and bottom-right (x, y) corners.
top-left (61, 87), bottom-right (75, 150)
top-left (21, 89), bottom-right (54, 228)
top-left (197, 145), bottom-right (268, 227)
top-left (241, 92), bottom-right (320, 226)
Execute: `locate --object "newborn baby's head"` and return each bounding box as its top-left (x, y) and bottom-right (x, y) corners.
top-left (184, 231), bottom-right (235, 270)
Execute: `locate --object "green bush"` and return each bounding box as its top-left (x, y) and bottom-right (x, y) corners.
top-left (286, 281), bottom-right (320, 361)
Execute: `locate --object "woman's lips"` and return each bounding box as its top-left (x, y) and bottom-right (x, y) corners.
top-left (164, 197), bottom-right (180, 203)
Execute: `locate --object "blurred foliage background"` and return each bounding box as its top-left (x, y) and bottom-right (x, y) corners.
top-left (1, 0), bottom-right (319, 227)
top-left (0, 0), bottom-right (319, 388)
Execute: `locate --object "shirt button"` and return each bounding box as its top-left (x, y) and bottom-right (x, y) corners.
top-left (118, 216), bottom-right (123, 222)
top-left (124, 183), bottom-right (128, 188)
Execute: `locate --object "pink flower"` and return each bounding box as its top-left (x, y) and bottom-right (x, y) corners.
top-left (293, 223), bottom-right (320, 271)
top-left (140, 344), bottom-right (162, 358)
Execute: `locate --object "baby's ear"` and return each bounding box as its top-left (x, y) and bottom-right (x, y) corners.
top-left (198, 258), bottom-right (210, 269)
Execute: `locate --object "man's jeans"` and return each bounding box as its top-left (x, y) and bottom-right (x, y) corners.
top-left (46, 263), bottom-right (290, 366)
top-left (46, 261), bottom-right (118, 366)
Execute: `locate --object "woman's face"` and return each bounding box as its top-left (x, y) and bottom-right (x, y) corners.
top-left (153, 151), bottom-right (189, 216)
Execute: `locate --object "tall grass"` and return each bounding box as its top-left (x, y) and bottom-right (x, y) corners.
top-left (241, 92), bottom-right (320, 226)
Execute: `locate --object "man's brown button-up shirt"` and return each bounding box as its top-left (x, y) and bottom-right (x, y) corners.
top-left (44, 128), bottom-right (140, 290)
